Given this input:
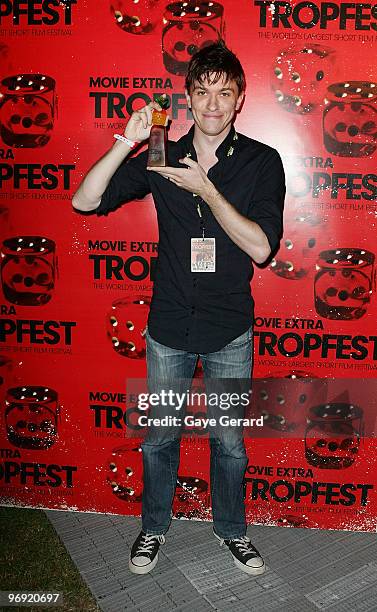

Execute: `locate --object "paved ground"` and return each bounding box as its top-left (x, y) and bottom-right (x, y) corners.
top-left (45, 510), bottom-right (377, 612)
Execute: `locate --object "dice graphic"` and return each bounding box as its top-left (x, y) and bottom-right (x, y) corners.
top-left (111, 0), bottom-right (161, 34)
top-left (314, 248), bottom-right (375, 320)
top-left (162, 1), bottom-right (224, 75)
top-left (106, 442), bottom-right (144, 501)
top-left (253, 377), bottom-right (325, 435)
top-left (5, 386), bottom-right (60, 450)
top-left (1, 236), bottom-right (57, 306)
top-left (270, 214), bottom-right (324, 280)
top-left (0, 74), bottom-right (56, 148)
top-left (305, 403), bottom-right (362, 469)
top-left (323, 81), bottom-right (377, 157)
top-left (107, 296), bottom-right (151, 358)
top-left (272, 44), bottom-right (335, 114)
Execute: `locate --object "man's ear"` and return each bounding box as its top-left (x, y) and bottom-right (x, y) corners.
top-left (185, 88), bottom-right (192, 110)
top-left (236, 91), bottom-right (245, 111)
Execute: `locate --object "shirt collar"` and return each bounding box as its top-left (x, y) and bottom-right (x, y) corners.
top-left (180, 124), bottom-right (239, 161)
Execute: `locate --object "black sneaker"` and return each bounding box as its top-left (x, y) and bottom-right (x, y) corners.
top-left (214, 530), bottom-right (265, 575)
top-left (129, 531), bottom-right (166, 574)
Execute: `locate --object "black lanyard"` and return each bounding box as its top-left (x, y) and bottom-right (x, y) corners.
top-left (186, 130), bottom-right (241, 240)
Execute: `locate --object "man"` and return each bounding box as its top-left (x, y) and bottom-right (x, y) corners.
top-left (73, 42), bottom-right (285, 576)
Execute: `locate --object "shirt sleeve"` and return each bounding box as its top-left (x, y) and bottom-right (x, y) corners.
top-left (247, 148), bottom-right (286, 253)
top-left (95, 149), bottom-right (151, 216)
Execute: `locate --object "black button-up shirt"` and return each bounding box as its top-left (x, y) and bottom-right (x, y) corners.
top-left (96, 125), bottom-right (285, 353)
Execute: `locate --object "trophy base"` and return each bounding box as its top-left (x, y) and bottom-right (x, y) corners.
top-left (147, 125), bottom-right (166, 167)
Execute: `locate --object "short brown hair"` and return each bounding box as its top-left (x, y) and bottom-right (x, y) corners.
top-left (185, 41), bottom-right (246, 95)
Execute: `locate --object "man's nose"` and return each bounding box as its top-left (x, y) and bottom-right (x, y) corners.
top-left (206, 94), bottom-right (219, 110)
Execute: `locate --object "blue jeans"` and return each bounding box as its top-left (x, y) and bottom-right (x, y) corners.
top-left (140, 327), bottom-right (252, 539)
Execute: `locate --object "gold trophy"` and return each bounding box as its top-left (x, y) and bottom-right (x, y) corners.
top-left (147, 94), bottom-right (169, 167)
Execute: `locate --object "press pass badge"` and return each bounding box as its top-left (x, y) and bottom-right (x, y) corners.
top-left (191, 238), bottom-right (216, 272)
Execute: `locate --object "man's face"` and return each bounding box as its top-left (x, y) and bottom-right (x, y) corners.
top-left (185, 73), bottom-right (244, 138)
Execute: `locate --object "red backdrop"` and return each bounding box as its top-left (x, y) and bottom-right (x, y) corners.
top-left (1, 0), bottom-right (377, 531)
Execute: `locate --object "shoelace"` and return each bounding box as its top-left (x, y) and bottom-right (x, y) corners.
top-left (229, 536), bottom-right (258, 557)
top-left (137, 533), bottom-right (165, 555)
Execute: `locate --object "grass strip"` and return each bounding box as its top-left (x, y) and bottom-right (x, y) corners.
top-left (0, 506), bottom-right (101, 612)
